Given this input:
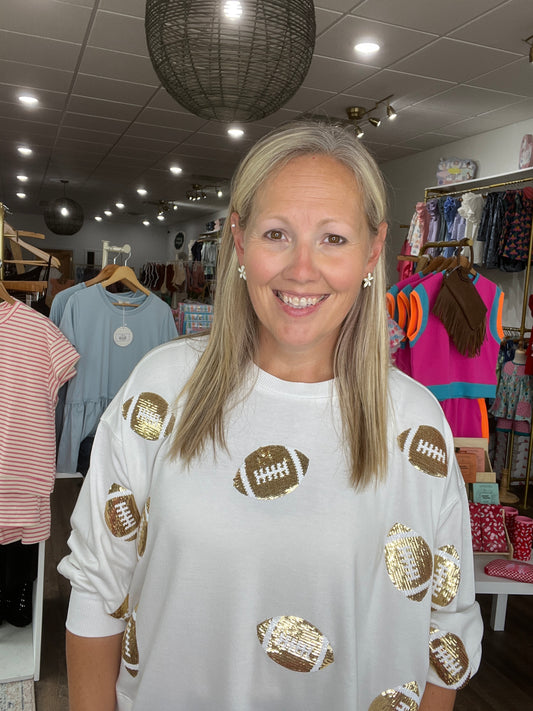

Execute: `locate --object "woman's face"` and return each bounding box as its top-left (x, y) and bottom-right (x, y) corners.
top-left (232, 154), bottom-right (386, 380)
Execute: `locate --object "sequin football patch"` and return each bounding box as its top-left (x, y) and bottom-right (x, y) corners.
top-left (122, 392), bottom-right (175, 441)
top-left (136, 498), bottom-right (150, 559)
top-left (233, 445), bottom-right (309, 499)
top-left (122, 609), bottom-right (139, 677)
top-left (257, 616), bottom-right (334, 672)
top-left (397, 425), bottom-right (447, 478)
top-left (384, 523), bottom-right (433, 602)
top-left (104, 484), bottom-right (141, 541)
top-left (432, 545), bottom-right (461, 609)
top-left (368, 681), bottom-right (420, 711)
top-left (429, 626), bottom-right (471, 689)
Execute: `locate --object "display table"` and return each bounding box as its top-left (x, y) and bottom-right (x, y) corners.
top-left (474, 553), bottom-right (533, 631)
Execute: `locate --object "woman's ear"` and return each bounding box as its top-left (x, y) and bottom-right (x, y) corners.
top-left (231, 212), bottom-right (245, 262)
top-left (366, 221), bottom-right (388, 273)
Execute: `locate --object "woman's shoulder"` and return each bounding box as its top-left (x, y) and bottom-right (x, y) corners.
top-left (388, 365), bottom-right (449, 429)
top-left (102, 335), bottom-right (208, 429)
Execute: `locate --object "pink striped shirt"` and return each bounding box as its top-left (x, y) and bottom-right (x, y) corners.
top-left (0, 300), bottom-right (79, 543)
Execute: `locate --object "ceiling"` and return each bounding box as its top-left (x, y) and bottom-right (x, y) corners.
top-left (1, 0), bottom-right (532, 226)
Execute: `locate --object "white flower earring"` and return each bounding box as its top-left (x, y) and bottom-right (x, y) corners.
top-left (238, 265), bottom-right (247, 280)
top-left (362, 272), bottom-right (374, 288)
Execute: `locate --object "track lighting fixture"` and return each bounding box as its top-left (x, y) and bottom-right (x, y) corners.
top-left (185, 182), bottom-right (228, 201)
top-left (345, 94), bottom-right (396, 133)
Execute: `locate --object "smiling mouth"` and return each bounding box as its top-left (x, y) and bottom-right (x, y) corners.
top-left (275, 291), bottom-right (328, 309)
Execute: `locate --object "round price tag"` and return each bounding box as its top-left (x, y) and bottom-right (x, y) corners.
top-left (113, 326), bottom-right (133, 347)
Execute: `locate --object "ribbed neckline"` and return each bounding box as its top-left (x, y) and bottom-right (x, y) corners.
top-left (252, 364), bottom-right (335, 399)
top-left (96, 284), bottom-right (151, 315)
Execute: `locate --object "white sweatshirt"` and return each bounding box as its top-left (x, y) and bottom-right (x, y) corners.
top-left (59, 337), bottom-right (482, 711)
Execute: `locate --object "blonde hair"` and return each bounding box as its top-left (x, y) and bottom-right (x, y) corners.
top-left (169, 119), bottom-right (390, 489)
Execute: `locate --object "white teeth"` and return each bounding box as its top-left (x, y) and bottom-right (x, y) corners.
top-left (277, 292), bottom-right (324, 308)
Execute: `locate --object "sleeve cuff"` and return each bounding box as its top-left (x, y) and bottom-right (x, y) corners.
top-left (66, 588), bottom-right (127, 637)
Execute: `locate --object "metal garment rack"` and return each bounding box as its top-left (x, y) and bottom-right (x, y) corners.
top-left (101, 239), bottom-right (131, 267)
top-left (425, 167), bottom-right (533, 508)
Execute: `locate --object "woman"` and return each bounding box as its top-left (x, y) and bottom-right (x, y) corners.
top-left (60, 120), bottom-right (482, 711)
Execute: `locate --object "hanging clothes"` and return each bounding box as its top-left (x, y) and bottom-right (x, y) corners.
top-left (389, 269), bottom-right (504, 437)
top-left (56, 285), bottom-right (177, 474)
top-left (0, 300), bottom-right (79, 543)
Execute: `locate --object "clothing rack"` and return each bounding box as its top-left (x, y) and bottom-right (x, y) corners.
top-left (101, 240), bottom-right (131, 267)
top-left (423, 168), bottom-right (533, 507)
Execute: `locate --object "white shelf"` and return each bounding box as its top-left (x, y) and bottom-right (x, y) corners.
top-left (425, 165), bottom-right (533, 195)
top-left (0, 540), bottom-right (45, 683)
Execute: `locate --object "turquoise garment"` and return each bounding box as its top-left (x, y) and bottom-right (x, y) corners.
top-left (49, 282), bottom-right (86, 326)
top-left (56, 285), bottom-right (177, 473)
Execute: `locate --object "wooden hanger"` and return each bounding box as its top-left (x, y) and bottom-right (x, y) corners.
top-left (100, 265), bottom-right (150, 296)
top-left (4, 233), bottom-right (61, 269)
top-left (84, 263), bottom-right (120, 286)
top-left (0, 281), bottom-right (16, 304)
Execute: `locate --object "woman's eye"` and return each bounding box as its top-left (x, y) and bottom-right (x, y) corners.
top-left (326, 234), bottom-right (345, 244)
top-left (267, 229), bottom-right (284, 240)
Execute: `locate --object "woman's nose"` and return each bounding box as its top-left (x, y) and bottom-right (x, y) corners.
top-left (283, 242), bottom-right (320, 282)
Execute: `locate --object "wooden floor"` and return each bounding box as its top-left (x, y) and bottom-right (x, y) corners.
top-left (35, 479), bottom-right (533, 710)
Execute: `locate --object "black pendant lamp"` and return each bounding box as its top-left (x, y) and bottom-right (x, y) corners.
top-left (44, 180), bottom-right (84, 235)
top-left (145, 0), bottom-right (316, 122)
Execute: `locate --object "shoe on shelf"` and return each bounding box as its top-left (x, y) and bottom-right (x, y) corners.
top-left (4, 581), bottom-right (33, 627)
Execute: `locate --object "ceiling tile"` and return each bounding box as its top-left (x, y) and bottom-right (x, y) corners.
top-left (303, 55), bottom-right (377, 93)
top-left (0, 59), bottom-right (74, 93)
top-left (414, 85), bottom-right (526, 116)
top-left (0, 83), bottom-right (67, 109)
top-left (126, 122), bottom-right (190, 144)
top-left (89, 9), bottom-right (149, 56)
top-left (114, 134), bottom-right (177, 153)
top-left (67, 94), bottom-right (142, 121)
top-left (394, 38), bottom-right (520, 83)
top-left (78, 46), bottom-right (159, 85)
top-left (99, 0), bottom-right (146, 18)
top-left (63, 111), bottom-right (130, 133)
top-left (54, 137), bottom-right (109, 156)
top-left (315, 9), bottom-right (343, 36)
top-left (0, 116), bottom-right (59, 138)
top-left (283, 86), bottom-right (337, 113)
top-left (466, 57), bottom-right (533, 97)
top-left (136, 107), bottom-right (207, 131)
top-left (402, 132), bottom-right (461, 151)
top-left (0, 31), bottom-right (81, 71)
top-left (353, 0), bottom-right (505, 35)
top-left (347, 69), bottom-right (453, 107)
top-left (315, 0), bottom-right (362, 11)
top-left (2, 0), bottom-right (92, 42)
top-left (315, 15), bottom-right (436, 66)
top-left (449, 0), bottom-right (533, 53)
top-left (59, 125), bottom-right (120, 146)
top-left (72, 74), bottom-right (158, 104)
top-left (0, 101), bottom-right (62, 125)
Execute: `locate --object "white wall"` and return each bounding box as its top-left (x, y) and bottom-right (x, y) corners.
top-left (5, 210), bottom-right (169, 276)
top-left (165, 208), bottom-right (227, 261)
top-left (380, 116), bottom-right (533, 329)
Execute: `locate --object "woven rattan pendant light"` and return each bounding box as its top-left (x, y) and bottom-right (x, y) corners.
top-left (145, 0), bottom-right (316, 122)
top-left (43, 180), bottom-right (84, 235)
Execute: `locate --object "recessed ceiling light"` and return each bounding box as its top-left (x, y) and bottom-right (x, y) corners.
top-left (157, 213), bottom-right (165, 221)
top-left (16, 192), bottom-right (26, 198)
top-left (227, 127), bottom-right (244, 138)
top-left (95, 216), bottom-right (103, 221)
top-left (217, 189), bottom-right (223, 197)
top-left (137, 187), bottom-right (148, 196)
top-left (104, 210), bottom-right (112, 216)
top-left (18, 94), bottom-right (39, 106)
top-left (17, 146), bottom-right (32, 156)
top-left (224, 0), bottom-right (243, 19)
top-left (143, 219), bottom-right (150, 226)
top-left (115, 202), bottom-right (125, 209)
top-left (16, 175), bottom-right (28, 182)
top-left (170, 165), bottom-right (182, 175)
top-left (354, 42), bottom-right (380, 55)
